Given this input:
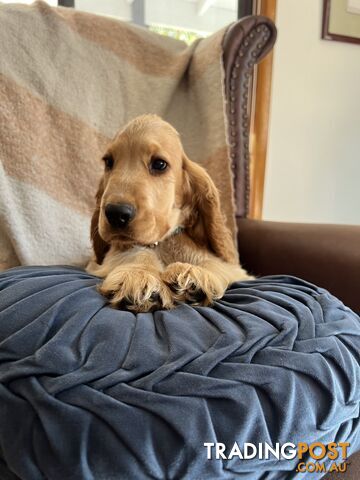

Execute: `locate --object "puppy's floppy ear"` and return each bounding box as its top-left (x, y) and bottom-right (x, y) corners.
top-left (182, 154), bottom-right (238, 264)
top-left (90, 177), bottom-right (109, 265)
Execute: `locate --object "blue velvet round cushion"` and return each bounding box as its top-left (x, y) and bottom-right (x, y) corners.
top-left (0, 266), bottom-right (359, 480)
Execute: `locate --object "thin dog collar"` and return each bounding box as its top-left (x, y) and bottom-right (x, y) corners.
top-left (147, 226), bottom-right (184, 249)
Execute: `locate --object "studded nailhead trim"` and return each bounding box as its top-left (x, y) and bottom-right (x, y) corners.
top-left (227, 23), bottom-right (271, 217)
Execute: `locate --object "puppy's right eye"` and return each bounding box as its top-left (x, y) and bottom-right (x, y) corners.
top-left (103, 154), bottom-right (114, 170)
top-left (150, 157), bottom-right (168, 173)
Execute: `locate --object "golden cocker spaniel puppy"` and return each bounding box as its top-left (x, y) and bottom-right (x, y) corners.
top-left (87, 114), bottom-right (252, 312)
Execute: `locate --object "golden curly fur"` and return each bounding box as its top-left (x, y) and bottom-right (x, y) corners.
top-left (87, 114), bottom-right (251, 312)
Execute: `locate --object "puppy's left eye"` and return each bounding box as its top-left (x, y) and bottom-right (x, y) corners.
top-left (103, 154), bottom-right (114, 170)
top-left (150, 157), bottom-right (168, 173)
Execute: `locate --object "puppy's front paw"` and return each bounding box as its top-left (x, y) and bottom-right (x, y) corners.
top-left (161, 262), bottom-right (226, 306)
top-left (99, 267), bottom-right (173, 313)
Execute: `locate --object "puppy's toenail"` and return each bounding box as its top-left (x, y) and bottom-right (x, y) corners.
top-left (117, 298), bottom-right (132, 310)
top-left (101, 290), bottom-right (115, 299)
top-left (190, 289), bottom-right (207, 302)
top-left (150, 292), bottom-right (160, 302)
top-left (166, 282), bottom-right (180, 293)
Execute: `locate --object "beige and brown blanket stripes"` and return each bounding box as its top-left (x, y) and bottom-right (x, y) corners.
top-left (0, 1), bottom-right (235, 269)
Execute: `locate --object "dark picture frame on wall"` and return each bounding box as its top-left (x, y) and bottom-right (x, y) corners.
top-left (322, 0), bottom-right (360, 45)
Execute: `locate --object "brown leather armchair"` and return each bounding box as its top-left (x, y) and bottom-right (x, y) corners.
top-left (222, 16), bottom-right (360, 314)
top-left (222, 16), bottom-right (360, 479)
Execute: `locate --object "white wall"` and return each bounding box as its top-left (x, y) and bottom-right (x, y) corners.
top-left (75, 0), bottom-right (236, 34)
top-left (145, 0), bottom-right (235, 34)
top-left (0, 0), bottom-right (57, 4)
top-left (263, 0), bottom-right (360, 225)
top-left (75, 0), bottom-right (132, 21)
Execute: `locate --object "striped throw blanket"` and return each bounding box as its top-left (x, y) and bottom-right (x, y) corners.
top-left (0, 1), bottom-right (235, 269)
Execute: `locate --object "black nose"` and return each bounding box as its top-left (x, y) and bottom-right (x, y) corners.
top-left (105, 203), bottom-right (136, 229)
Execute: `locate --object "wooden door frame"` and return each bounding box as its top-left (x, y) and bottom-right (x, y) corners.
top-left (247, 0), bottom-right (277, 219)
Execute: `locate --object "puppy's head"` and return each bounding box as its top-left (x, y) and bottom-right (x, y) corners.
top-left (91, 114), bottom-right (237, 265)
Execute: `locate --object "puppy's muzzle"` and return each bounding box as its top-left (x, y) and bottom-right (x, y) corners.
top-left (105, 203), bottom-right (136, 229)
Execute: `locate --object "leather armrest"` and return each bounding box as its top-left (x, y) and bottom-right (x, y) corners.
top-left (237, 218), bottom-right (360, 312)
top-left (222, 16), bottom-right (277, 217)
